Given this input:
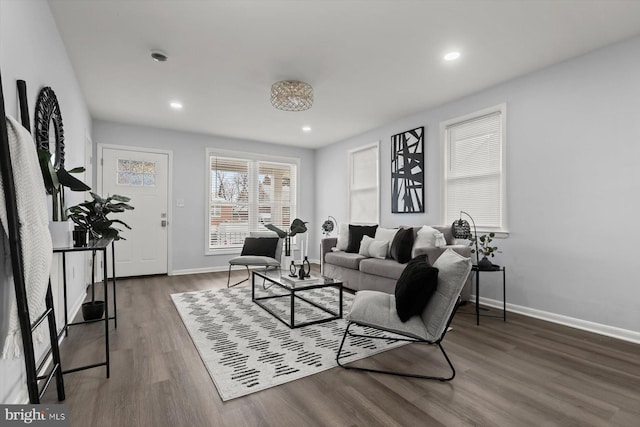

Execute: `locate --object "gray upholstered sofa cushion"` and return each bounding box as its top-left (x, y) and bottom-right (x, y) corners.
top-left (358, 258), bottom-right (406, 280)
top-left (324, 251), bottom-right (366, 270)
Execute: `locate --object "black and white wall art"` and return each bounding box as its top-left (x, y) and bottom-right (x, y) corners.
top-left (391, 126), bottom-right (424, 213)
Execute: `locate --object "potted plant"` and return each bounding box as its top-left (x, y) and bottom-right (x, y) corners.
top-left (38, 149), bottom-right (91, 246)
top-left (468, 232), bottom-right (501, 270)
top-left (67, 192), bottom-right (134, 320)
top-left (264, 218), bottom-right (308, 257)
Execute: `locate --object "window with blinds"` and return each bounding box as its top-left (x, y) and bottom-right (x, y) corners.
top-left (442, 104), bottom-right (506, 232)
top-left (207, 151), bottom-right (297, 251)
top-left (349, 143), bottom-right (379, 224)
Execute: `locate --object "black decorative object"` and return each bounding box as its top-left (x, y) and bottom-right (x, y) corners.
top-left (478, 257), bottom-right (494, 270)
top-left (451, 210), bottom-right (479, 266)
top-left (391, 126), bottom-right (424, 213)
top-left (289, 260), bottom-right (297, 277)
top-left (34, 86), bottom-right (65, 171)
top-left (303, 256), bottom-right (311, 277)
top-left (346, 224), bottom-right (378, 253)
top-left (390, 227), bottom-right (415, 264)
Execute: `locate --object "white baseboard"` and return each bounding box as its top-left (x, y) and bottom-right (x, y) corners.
top-left (476, 296), bottom-right (640, 345)
top-left (170, 260), bottom-right (321, 277)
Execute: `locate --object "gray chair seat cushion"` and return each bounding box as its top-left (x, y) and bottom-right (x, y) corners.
top-left (359, 258), bottom-right (406, 280)
top-left (348, 291), bottom-right (431, 341)
top-left (228, 255), bottom-right (280, 266)
top-left (324, 251), bottom-right (366, 270)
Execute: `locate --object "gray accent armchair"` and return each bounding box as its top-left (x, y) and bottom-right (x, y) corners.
top-left (226, 231), bottom-right (283, 287)
top-left (336, 249), bottom-right (472, 381)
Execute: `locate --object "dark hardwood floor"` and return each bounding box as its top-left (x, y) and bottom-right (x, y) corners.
top-left (43, 268), bottom-right (640, 426)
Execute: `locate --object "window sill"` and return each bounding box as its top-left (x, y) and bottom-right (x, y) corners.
top-left (206, 247), bottom-right (242, 256)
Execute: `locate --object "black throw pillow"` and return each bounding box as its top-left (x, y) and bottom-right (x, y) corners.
top-left (395, 255), bottom-right (439, 322)
top-left (241, 237), bottom-right (279, 258)
top-left (390, 227), bottom-right (414, 263)
top-left (346, 224), bottom-right (378, 253)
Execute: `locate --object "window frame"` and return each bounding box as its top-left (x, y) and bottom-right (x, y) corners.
top-left (205, 148), bottom-right (300, 255)
top-left (348, 141), bottom-right (380, 225)
top-left (440, 103), bottom-right (508, 236)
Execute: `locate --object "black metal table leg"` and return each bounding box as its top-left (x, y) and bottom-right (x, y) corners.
top-left (111, 242), bottom-right (117, 328)
top-left (103, 247), bottom-right (110, 378)
top-left (503, 267), bottom-right (507, 322)
top-left (62, 253), bottom-right (68, 337)
top-left (475, 269), bottom-right (480, 325)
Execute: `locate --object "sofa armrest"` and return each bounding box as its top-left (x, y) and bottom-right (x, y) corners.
top-left (413, 245), bottom-right (471, 263)
top-left (321, 237), bottom-right (338, 263)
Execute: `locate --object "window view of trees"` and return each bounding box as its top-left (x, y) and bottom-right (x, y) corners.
top-left (208, 155), bottom-right (296, 249)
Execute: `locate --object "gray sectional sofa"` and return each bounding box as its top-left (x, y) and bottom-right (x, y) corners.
top-left (321, 225), bottom-right (472, 299)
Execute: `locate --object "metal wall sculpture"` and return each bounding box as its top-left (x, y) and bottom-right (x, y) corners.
top-left (391, 126), bottom-right (424, 213)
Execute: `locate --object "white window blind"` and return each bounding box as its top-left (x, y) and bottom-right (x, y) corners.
top-left (443, 106), bottom-right (506, 231)
top-left (349, 143), bottom-right (379, 224)
top-left (208, 152), bottom-right (297, 251)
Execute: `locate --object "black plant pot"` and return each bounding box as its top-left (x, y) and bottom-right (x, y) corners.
top-left (72, 229), bottom-right (88, 247)
top-left (82, 301), bottom-right (105, 321)
top-left (478, 256), bottom-right (494, 270)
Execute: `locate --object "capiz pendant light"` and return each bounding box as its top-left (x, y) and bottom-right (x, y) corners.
top-left (270, 80), bottom-right (313, 111)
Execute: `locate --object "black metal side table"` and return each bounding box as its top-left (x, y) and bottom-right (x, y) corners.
top-left (53, 237), bottom-right (116, 378)
top-left (472, 265), bottom-right (506, 326)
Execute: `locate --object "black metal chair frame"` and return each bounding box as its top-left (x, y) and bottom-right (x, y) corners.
top-left (226, 264), bottom-right (276, 288)
top-left (336, 298), bottom-right (461, 382)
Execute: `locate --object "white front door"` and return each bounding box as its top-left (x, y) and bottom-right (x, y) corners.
top-left (100, 146), bottom-right (169, 277)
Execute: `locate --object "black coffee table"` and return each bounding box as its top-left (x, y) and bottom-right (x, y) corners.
top-left (252, 269), bottom-right (343, 329)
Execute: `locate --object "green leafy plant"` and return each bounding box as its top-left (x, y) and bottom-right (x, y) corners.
top-left (67, 192), bottom-right (134, 240)
top-left (469, 233), bottom-right (501, 258)
top-left (37, 149), bottom-right (90, 221)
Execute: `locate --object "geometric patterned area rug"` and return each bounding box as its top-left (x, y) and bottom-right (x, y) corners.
top-left (171, 285), bottom-right (407, 401)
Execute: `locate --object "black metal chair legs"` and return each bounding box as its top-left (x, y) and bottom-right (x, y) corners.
top-left (335, 322), bottom-right (456, 382)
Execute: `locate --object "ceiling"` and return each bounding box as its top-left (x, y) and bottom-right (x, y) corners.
top-left (48, 0), bottom-right (640, 149)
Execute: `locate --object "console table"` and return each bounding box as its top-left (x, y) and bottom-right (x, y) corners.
top-left (472, 265), bottom-right (506, 326)
top-left (53, 237), bottom-right (116, 378)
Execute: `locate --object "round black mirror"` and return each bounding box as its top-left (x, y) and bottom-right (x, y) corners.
top-left (34, 86), bottom-right (65, 170)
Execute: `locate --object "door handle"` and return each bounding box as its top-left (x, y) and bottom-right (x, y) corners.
top-left (161, 220), bottom-right (167, 227)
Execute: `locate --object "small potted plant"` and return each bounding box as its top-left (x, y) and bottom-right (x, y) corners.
top-left (67, 192), bottom-right (134, 320)
top-left (469, 232), bottom-right (501, 270)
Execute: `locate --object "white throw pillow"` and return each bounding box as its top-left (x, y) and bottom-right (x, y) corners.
top-left (358, 235), bottom-right (374, 256)
top-left (358, 235), bottom-right (389, 259)
top-left (368, 239), bottom-right (389, 259)
top-left (375, 227), bottom-right (398, 257)
top-left (434, 231), bottom-right (447, 248)
top-left (411, 225), bottom-right (438, 258)
top-left (335, 223), bottom-right (349, 251)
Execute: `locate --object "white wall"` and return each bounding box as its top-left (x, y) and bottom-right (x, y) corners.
top-left (317, 35), bottom-right (640, 336)
top-left (92, 120), bottom-right (317, 274)
top-left (0, 0), bottom-right (92, 403)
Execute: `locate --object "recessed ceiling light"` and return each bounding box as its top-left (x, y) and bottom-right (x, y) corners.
top-left (151, 50), bottom-right (168, 62)
top-left (170, 101), bottom-right (183, 110)
top-left (444, 51), bottom-right (461, 61)
top-left (302, 126), bottom-right (312, 132)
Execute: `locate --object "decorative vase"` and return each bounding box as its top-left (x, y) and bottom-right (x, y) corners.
top-left (49, 220), bottom-right (72, 248)
top-left (303, 256), bottom-right (311, 277)
top-left (478, 256), bottom-right (494, 270)
top-left (289, 260), bottom-right (297, 277)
